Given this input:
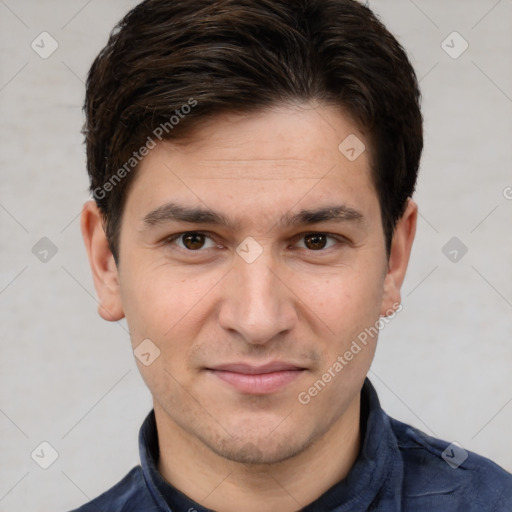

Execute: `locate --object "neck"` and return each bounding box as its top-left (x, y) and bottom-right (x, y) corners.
top-left (155, 394), bottom-right (361, 512)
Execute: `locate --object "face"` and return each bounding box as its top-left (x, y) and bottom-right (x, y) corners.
top-left (82, 102), bottom-right (415, 465)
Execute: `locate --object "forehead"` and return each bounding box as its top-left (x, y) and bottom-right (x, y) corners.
top-left (125, 103), bottom-right (378, 229)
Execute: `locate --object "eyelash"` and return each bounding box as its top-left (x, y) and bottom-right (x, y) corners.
top-left (162, 231), bottom-right (348, 254)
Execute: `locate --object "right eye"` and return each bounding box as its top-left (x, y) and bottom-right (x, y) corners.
top-left (164, 231), bottom-right (219, 251)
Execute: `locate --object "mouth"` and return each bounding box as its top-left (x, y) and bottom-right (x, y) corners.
top-left (205, 362), bottom-right (307, 395)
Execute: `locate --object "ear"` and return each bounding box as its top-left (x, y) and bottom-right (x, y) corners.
top-left (380, 199), bottom-right (417, 316)
top-left (81, 200), bottom-right (125, 322)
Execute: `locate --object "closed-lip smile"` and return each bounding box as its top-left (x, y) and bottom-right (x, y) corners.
top-left (206, 361), bottom-right (306, 394)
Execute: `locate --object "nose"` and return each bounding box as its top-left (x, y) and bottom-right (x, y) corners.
top-left (217, 249), bottom-right (298, 345)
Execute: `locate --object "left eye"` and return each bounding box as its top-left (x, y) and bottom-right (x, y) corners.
top-left (295, 233), bottom-right (338, 251)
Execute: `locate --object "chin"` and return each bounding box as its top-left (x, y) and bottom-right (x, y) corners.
top-left (207, 430), bottom-right (316, 466)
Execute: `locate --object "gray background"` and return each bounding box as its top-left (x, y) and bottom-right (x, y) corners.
top-left (1, 0), bottom-right (511, 510)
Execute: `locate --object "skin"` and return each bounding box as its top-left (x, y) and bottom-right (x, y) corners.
top-left (81, 102), bottom-right (417, 512)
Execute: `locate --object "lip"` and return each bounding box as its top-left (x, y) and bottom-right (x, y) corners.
top-left (206, 362), bottom-right (306, 395)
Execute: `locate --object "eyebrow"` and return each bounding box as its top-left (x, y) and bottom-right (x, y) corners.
top-left (142, 202), bottom-right (365, 230)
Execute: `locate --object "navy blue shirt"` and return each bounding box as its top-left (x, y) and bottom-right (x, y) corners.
top-left (71, 379), bottom-right (512, 511)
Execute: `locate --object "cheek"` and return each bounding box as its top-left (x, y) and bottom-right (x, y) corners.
top-left (294, 269), bottom-right (382, 426)
top-left (118, 269), bottom-right (203, 397)
top-left (294, 261), bottom-right (384, 336)
top-left (118, 263), bottom-right (172, 342)
top-left (119, 264), bottom-right (219, 347)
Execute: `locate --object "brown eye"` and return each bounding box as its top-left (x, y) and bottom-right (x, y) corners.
top-left (165, 231), bottom-right (218, 252)
top-left (182, 232), bottom-right (207, 250)
top-left (303, 233), bottom-right (328, 250)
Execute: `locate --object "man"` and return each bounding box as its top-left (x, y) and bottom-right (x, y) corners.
top-left (75, 0), bottom-right (512, 510)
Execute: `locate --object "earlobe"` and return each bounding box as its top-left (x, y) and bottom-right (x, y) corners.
top-left (380, 199), bottom-right (417, 316)
top-left (80, 200), bottom-right (125, 322)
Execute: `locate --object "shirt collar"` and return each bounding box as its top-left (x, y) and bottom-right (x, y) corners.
top-left (138, 378), bottom-right (403, 511)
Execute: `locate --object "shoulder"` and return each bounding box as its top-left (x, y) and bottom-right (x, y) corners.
top-left (68, 466), bottom-right (155, 511)
top-left (389, 416), bottom-right (512, 511)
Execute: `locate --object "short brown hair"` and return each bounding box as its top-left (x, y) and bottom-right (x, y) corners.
top-left (83, 0), bottom-right (423, 261)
